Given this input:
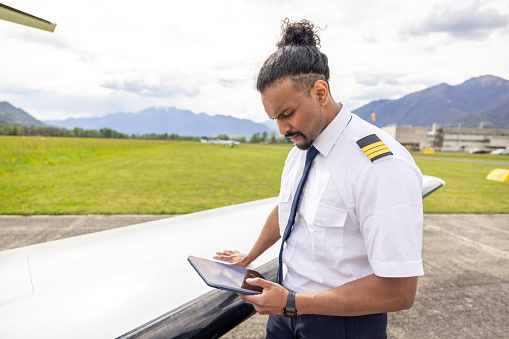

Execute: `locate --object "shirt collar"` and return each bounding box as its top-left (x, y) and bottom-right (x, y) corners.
top-left (313, 102), bottom-right (352, 157)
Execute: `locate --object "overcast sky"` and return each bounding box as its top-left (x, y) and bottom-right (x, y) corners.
top-left (1, 0), bottom-right (508, 122)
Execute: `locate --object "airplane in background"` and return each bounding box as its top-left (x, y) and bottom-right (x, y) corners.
top-left (0, 3), bottom-right (56, 32)
top-left (201, 138), bottom-right (241, 147)
top-left (0, 175), bottom-right (445, 339)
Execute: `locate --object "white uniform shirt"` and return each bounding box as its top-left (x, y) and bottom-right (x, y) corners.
top-left (278, 104), bottom-right (424, 293)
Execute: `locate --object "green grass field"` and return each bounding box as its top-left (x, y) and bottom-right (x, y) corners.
top-left (1, 136), bottom-right (507, 214)
top-left (413, 155), bottom-right (509, 213)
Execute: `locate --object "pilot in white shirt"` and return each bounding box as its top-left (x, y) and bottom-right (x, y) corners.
top-left (279, 104), bottom-right (424, 294)
top-left (216, 18), bottom-right (423, 339)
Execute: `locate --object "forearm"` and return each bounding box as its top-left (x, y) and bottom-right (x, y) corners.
top-left (296, 274), bottom-right (418, 316)
top-left (245, 205), bottom-right (281, 264)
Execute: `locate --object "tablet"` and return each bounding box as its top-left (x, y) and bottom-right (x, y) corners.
top-left (187, 256), bottom-right (264, 295)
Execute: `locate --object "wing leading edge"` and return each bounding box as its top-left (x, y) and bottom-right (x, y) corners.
top-left (422, 175), bottom-right (446, 198)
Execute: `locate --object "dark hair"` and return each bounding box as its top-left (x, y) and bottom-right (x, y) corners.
top-left (256, 18), bottom-right (330, 95)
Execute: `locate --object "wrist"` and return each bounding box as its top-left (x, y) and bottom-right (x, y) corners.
top-left (283, 290), bottom-right (298, 318)
top-left (243, 253), bottom-right (255, 266)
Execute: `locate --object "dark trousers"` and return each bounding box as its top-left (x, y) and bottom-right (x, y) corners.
top-left (266, 313), bottom-right (387, 339)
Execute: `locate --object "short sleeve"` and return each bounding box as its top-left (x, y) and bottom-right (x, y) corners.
top-left (355, 157), bottom-right (424, 277)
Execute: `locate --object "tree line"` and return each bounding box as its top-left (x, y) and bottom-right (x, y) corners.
top-left (250, 131), bottom-right (292, 144)
top-left (0, 123), bottom-right (292, 144)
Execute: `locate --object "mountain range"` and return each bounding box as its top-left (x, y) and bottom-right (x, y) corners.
top-left (1, 75), bottom-right (508, 137)
top-left (354, 75), bottom-right (509, 129)
top-left (44, 106), bottom-right (272, 138)
top-left (0, 101), bottom-right (45, 127)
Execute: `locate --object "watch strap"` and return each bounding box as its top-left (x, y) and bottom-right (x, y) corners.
top-left (283, 290), bottom-right (298, 318)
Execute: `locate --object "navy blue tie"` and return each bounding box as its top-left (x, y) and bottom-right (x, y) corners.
top-left (277, 146), bottom-right (319, 285)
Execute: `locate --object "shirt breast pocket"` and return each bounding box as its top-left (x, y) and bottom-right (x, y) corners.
top-left (310, 203), bottom-right (347, 261)
top-left (278, 185), bottom-right (292, 234)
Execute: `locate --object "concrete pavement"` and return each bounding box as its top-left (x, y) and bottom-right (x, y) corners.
top-left (1, 214), bottom-right (508, 338)
top-left (0, 214), bottom-right (173, 251)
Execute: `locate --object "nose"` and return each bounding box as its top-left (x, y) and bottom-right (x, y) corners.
top-left (276, 119), bottom-right (291, 136)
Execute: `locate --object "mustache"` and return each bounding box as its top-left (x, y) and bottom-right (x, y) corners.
top-left (284, 132), bottom-right (304, 138)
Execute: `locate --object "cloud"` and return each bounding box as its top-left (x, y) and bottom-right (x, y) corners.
top-left (217, 77), bottom-right (253, 89)
top-left (356, 73), bottom-right (404, 87)
top-left (3, 25), bottom-right (101, 65)
top-left (8, 29), bottom-right (71, 49)
top-left (405, 3), bottom-right (509, 39)
top-left (99, 72), bottom-right (200, 98)
top-left (0, 85), bottom-right (51, 97)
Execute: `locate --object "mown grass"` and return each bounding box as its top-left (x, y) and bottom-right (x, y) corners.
top-left (1, 136), bottom-right (507, 214)
top-left (0, 136), bottom-right (290, 214)
top-left (413, 154), bottom-right (509, 214)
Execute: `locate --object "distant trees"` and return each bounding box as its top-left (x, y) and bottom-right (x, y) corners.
top-left (250, 132), bottom-right (263, 143)
top-left (69, 127), bottom-right (129, 139)
top-left (0, 124), bottom-right (132, 139)
top-left (0, 123), bottom-right (291, 144)
top-left (270, 131), bottom-right (277, 143)
top-left (0, 124), bottom-right (75, 137)
top-left (132, 133), bottom-right (201, 141)
top-left (0, 123), bottom-right (225, 142)
top-left (250, 130), bottom-right (292, 144)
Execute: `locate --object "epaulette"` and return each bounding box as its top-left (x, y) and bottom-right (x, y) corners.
top-left (356, 134), bottom-right (393, 162)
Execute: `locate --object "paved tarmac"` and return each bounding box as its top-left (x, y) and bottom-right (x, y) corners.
top-left (0, 215), bottom-right (173, 251)
top-left (1, 214), bottom-right (508, 338)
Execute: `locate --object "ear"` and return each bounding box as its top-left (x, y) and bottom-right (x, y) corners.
top-left (313, 80), bottom-right (329, 106)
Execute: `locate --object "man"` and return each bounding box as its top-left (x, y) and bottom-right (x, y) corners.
top-left (215, 18), bottom-right (423, 338)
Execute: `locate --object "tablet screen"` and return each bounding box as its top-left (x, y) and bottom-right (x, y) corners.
top-left (188, 256), bottom-right (264, 294)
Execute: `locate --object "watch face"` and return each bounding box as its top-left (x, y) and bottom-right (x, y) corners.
top-left (284, 309), bottom-right (298, 318)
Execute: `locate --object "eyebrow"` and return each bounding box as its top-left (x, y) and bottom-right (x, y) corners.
top-left (272, 107), bottom-right (292, 120)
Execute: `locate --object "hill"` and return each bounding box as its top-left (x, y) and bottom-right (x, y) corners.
top-left (0, 101), bottom-right (45, 126)
top-left (45, 106), bottom-right (272, 138)
top-left (353, 75), bottom-right (509, 128)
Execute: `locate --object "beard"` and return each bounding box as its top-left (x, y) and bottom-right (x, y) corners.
top-left (285, 131), bottom-right (314, 150)
top-left (283, 103), bottom-right (326, 150)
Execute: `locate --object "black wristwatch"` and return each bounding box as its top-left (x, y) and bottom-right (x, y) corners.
top-left (283, 290), bottom-right (298, 318)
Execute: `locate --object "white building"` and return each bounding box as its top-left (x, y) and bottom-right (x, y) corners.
top-left (382, 125), bottom-right (428, 151)
top-left (382, 123), bottom-right (509, 152)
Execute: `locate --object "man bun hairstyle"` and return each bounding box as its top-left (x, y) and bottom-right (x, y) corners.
top-left (257, 18), bottom-right (330, 95)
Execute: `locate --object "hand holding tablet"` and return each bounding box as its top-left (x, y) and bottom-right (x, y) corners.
top-left (188, 256), bottom-right (265, 295)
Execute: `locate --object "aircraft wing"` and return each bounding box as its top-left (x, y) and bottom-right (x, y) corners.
top-left (422, 174), bottom-right (446, 198)
top-left (0, 4), bottom-right (56, 32)
top-left (0, 176), bottom-right (444, 339)
top-left (0, 198), bottom-right (280, 338)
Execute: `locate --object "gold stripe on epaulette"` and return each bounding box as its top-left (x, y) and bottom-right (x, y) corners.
top-left (361, 141), bottom-right (385, 153)
top-left (366, 147), bottom-right (391, 160)
top-left (356, 134), bottom-right (393, 162)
